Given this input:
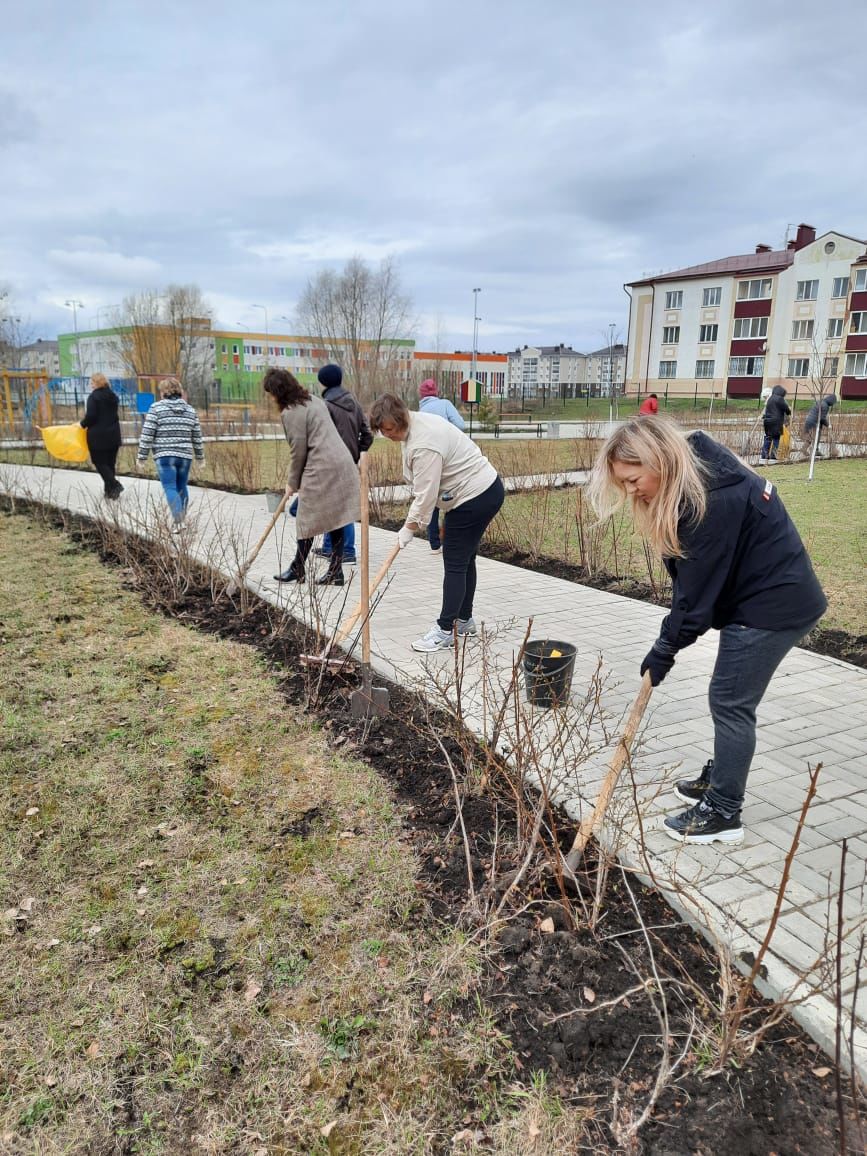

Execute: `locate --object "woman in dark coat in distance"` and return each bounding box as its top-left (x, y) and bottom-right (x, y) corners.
top-left (760, 385), bottom-right (791, 463)
top-left (80, 373), bottom-right (123, 498)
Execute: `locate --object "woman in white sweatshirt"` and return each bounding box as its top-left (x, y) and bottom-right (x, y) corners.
top-left (369, 394), bottom-right (505, 652)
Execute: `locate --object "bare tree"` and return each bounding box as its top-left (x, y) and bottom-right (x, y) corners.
top-left (116, 284), bottom-right (215, 402)
top-left (296, 256), bottom-right (414, 403)
top-left (802, 317), bottom-right (842, 480)
top-left (0, 286), bottom-right (34, 371)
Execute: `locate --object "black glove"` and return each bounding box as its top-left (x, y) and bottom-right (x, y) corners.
top-left (640, 643), bottom-right (676, 687)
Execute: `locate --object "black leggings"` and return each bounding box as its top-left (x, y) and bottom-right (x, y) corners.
top-left (91, 452), bottom-right (121, 497)
top-left (437, 477), bottom-right (505, 631)
top-left (290, 526), bottom-right (345, 577)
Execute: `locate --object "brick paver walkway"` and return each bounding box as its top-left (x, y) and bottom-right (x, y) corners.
top-left (3, 462), bottom-right (865, 1077)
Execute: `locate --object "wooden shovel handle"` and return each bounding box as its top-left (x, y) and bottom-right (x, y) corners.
top-left (332, 542), bottom-right (401, 645)
top-left (565, 672), bottom-right (653, 871)
top-left (238, 494), bottom-right (288, 576)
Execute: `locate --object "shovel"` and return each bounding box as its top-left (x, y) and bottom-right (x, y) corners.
top-left (350, 453), bottom-right (389, 717)
top-left (227, 493), bottom-right (288, 595)
top-left (563, 672), bottom-right (653, 873)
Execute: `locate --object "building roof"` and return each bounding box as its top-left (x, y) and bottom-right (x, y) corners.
top-left (413, 350), bottom-right (508, 362)
top-left (588, 344), bottom-right (626, 357)
top-left (629, 248), bottom-right (793, 287)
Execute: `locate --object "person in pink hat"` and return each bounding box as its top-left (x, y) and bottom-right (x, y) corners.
top-left (417, 378), bottom-right (466, 550)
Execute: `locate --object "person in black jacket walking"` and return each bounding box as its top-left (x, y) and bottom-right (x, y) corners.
top-left (589, 416), bottom-right (827, 847)
top-left (760, 384), bottom-right (791, 463)
top-left (314, 364), bottom-right (373, 564)
top-left (80, 373), bottom-right (123, 499)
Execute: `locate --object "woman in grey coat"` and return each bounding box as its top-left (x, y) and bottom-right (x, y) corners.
top-left (263, 368), bottom-right (361, 585)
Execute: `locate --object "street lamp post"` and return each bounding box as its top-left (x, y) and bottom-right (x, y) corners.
top-left (607, 322), bottom-right (616, 422)
top-left (470, 288), bottom-right (481, 436)
top-left (251, 304), bottom-right (270, 363)
top-left (65, 299), bottom-right (84, 381)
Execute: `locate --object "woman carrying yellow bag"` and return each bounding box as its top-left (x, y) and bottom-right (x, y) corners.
top-left (40, 423), bottom-right (90, 463)
top-left (79, 374), bottom-right (123, 499)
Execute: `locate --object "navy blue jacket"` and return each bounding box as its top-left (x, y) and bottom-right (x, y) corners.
top-left (658, 432), bottom-right (827, 653)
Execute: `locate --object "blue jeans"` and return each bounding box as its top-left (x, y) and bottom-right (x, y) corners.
top-left (761, 433), bottom-right (780, 458)
top-left (706, 618), bottom-right (822, 815)
top-left (437, 477), bottom-right (505, 631)
top-left (156, 456), bottom-right (192, 522)
top-left (322, 524), bottom-right (356, 556)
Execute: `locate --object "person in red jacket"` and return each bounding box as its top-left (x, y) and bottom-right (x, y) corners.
top-left (638, 393), bottom-right (659, 415)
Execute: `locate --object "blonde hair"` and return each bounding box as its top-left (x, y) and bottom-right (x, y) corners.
top-left (587, 416), bottom-right (708, 558)
top-left (90, 373), bottom-right (110, 389)
top-left (158, 377), bottom-right (183, 399)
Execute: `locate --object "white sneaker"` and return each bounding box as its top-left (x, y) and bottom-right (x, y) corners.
top-left (456, 617), bottom-right (478, 636)
top-left (411, 625), bottom-right (454, 653)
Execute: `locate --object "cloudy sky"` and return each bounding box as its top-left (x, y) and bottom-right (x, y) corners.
top-left (2, 0), bottom-right (866, 354)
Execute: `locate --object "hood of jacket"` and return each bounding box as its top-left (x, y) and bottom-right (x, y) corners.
top-left (159, 397), bottom-right (191, 412)
top-left (687, 430), bottom-right (747, 494)
top-left (322, 385), bottom-right (355, 412)
top-left (825, 393), bottom-right (838, 406)
top-left (770, 384), bottom-right (787, 398)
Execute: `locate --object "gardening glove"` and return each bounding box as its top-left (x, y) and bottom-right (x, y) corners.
top-left (397, 525), bottom-right (415, 549)
top-left (640, 642), bottom-right (676, 687)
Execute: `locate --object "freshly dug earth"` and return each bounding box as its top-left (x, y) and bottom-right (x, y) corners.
top-left (4, 502), bottom-right (863, 1154)
top-left (87, 517), bottom-right (862, 1154)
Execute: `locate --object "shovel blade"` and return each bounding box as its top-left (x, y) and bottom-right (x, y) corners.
top-left (350, 686), bottom-right (389, 718)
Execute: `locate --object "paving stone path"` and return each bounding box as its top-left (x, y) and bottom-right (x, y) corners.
top-left (3, 462), bottom-right (865, 1077)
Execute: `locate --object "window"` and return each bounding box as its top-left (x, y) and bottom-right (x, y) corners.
top-left (845, 352), bottom-right (867, 376)
top-left (796, 279), bottom-right (819, 301)
top-left (827, 318), bottom-right (844, 339)
top-left (665, 290), bottom-right (683, 309)
top-left (823, 357), bottom-right (839, 378)
top-left (855, 269), bottom-right (867, 292)
top-left (658, 360), bottom-right (677, 378)
top-left (728, 356), bottom-right (765, 376)
top-left (787, 358), bottom-right (810, 377)
top-left (791, 320), bottom-right (814, 340)
top-left (232, 344), bottom-right (238, 354)
top-left (732, 316), bottom-right (768, 339)
top-left (699, 324), bottom-right (718, 342)
top-left (737, 278), bottom-right (772, 300)
top-left (695, 360), bottom-right (715, 378)
top-left (662, 326), bottom-right (680, 343)
top-left (832, 276), bottom-right (850, 298)
top-left (851, 312), bottom-right (867, 334)
top-left (702, 286), bottom-right (722, 307)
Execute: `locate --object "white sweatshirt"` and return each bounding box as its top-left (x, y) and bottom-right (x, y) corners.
top-left (402, 411), bottom-right (498, 528)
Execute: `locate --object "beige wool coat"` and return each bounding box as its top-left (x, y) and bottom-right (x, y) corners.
top-left (281, 396), bottom-right (361, 538)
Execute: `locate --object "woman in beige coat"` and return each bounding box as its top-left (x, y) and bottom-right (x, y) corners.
top-left (264, 368), bottom-right (361, 585)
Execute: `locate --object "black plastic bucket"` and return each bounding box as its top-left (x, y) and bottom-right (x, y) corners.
top-left (522, 639), bottom-right (577, 708)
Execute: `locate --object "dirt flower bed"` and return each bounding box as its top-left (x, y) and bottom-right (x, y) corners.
top-left (3, 500), bottom-right (864, 1154)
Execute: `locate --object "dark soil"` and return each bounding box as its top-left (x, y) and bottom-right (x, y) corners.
top-left (9, 500), bottom-right (865, 1155)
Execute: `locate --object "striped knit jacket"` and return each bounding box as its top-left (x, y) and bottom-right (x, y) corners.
top-left (137, 398), bottom-right (205, 462)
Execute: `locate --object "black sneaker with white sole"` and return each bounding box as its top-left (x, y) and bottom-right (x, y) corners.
top-left (664, 799), bottom-right (744, 845)
top-left (675, 758), bottom-right (714, 805)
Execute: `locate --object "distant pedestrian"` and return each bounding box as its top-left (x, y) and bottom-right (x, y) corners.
top-left (80, 373), bottom-right (123, 499)
top-left (760, 385), bottom-right (791, 464)
top-left (803, 393), bottom-right (837, 455)
top-left (369, 394), bottom-right (503, 652)
top-left (264, 368), bottom-right (360, 586)
top-left (589, 416), bottom-right (827, 848)
top-left (418, 378), bottom-right (466, 551)
top-left (314, 364), bottom-right (373, 566)
top-left (136, 378), bottom-right (205, 529)
top-left (638, 393), bottom-right (659, 416)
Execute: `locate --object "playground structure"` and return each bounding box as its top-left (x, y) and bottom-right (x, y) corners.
top-left (0, 372), bottom-right (141, 437)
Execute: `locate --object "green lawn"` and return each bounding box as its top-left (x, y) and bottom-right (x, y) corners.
top-left (0, 510), bottom-right (597, 1153)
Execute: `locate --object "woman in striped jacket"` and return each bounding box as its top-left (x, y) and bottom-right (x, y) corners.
top-left (136, 378), bottom-right (205, 528)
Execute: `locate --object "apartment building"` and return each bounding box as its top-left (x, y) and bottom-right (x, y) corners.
top-left (506, 344), bottom-right (589, 403)
top-left (586, 343), bottom-right (626, 392)
top-left (412, 350), bottom-right (508, 399)
top-left (625, 223), bottom-right (867, 399)
top-left (17, 339), bottom-right (61, 377)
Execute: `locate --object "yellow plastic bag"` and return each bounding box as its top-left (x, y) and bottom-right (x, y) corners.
top-left (40, 423), bottom-right (90, 463)
top-left (778, 425), bottom-right (791, 461)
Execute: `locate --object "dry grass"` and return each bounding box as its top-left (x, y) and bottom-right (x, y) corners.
top-left (0, 511), bottom-right (598, 1154)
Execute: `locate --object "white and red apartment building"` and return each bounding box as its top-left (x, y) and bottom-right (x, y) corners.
top-left (625, 224), bottom-right (867, 400)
